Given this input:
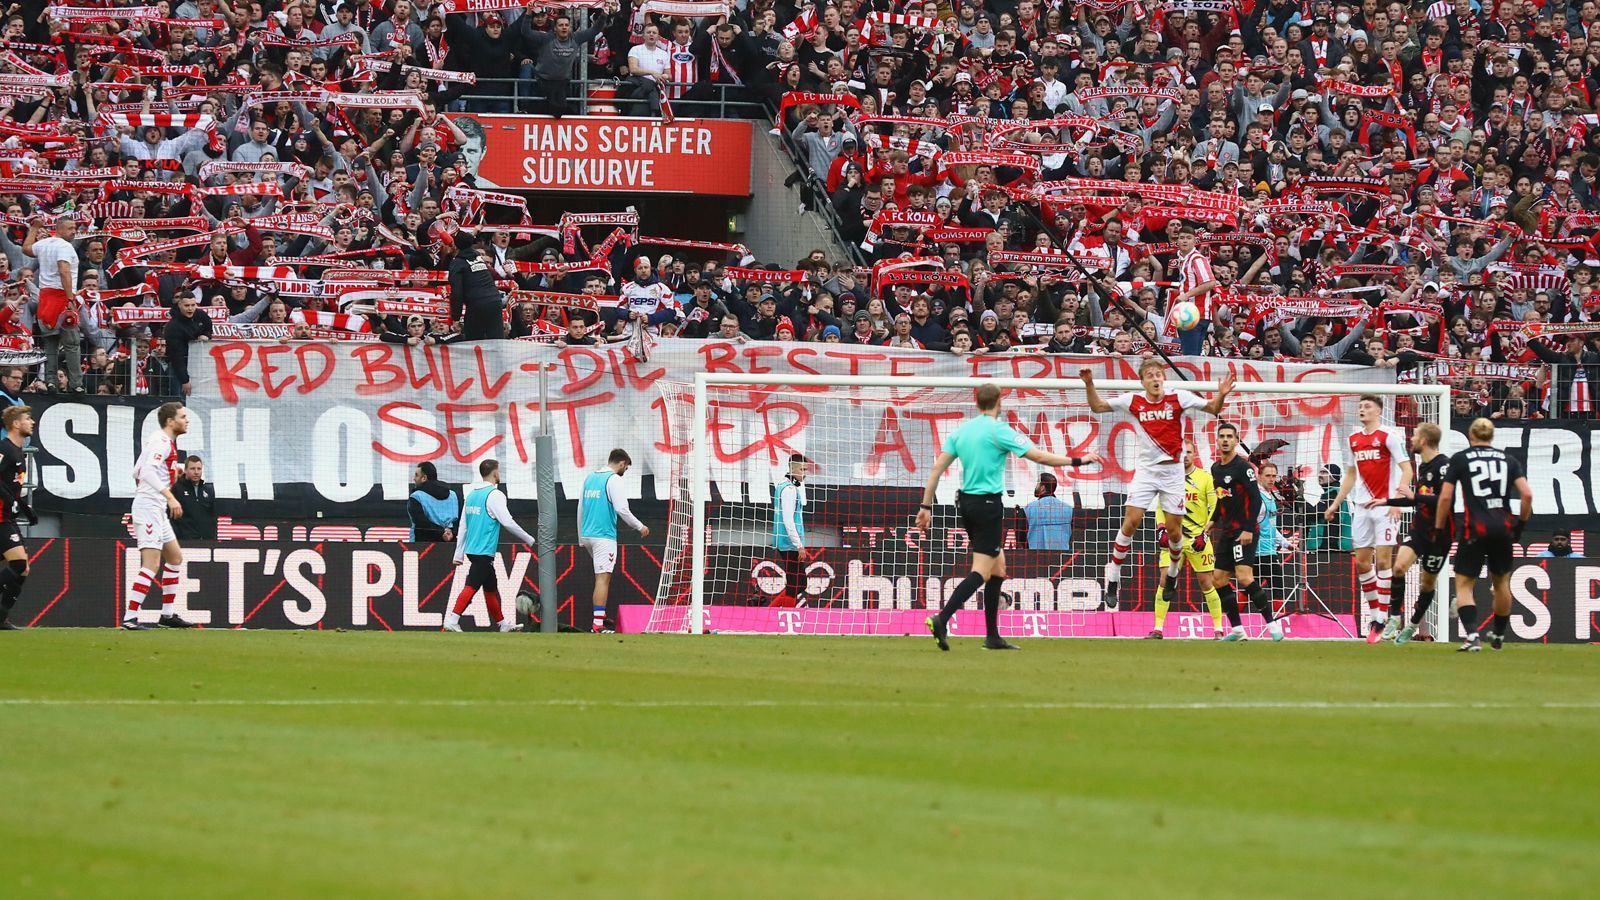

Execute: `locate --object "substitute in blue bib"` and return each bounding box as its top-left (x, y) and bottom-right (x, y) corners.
top-left (916, 383), bottom-right (1099, 652)
top-left (772, 453), bottom-right (810, 607)
top-left (448, 459), bottom-right (535, 633)
top-left (578, 448), bottom-right (650, 633)
top-left (408, 461), bottom-right (458, 542)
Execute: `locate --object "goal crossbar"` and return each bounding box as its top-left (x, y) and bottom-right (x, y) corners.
top-left (684, 374), bottom-right (1451, 636)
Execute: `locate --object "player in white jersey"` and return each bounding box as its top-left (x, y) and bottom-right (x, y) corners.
top-left (1324, 394), bottom-right (1413, 642)
top-left (1081, 359), bottom-right (1234, 610)
top-left (123, 402), bottom-right (193, 629)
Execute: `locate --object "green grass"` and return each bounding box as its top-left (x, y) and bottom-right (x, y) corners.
top-left (2, 632), bottom-right (1597, 899)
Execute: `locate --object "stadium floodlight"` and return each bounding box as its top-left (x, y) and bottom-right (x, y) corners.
top-left (651, 373), bottom-right (1450, 641)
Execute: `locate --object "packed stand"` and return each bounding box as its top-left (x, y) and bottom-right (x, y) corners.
top-left (760, 0), bottom-right (1600, 420)
top-left (0, 1), bottom-right (1597, 421)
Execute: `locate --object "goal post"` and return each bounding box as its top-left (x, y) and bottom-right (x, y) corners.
top-left (652, 373), bottom-right (1451, 640)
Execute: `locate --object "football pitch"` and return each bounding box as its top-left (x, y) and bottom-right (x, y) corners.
top-left (3, 632), bottom-right (1596, 899)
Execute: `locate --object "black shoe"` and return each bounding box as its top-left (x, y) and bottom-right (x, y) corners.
top-left (121, 619), bottom-right (149, 631)
top-left (982, 639), bottom-right (1020, 650)
top-left (1490, 631), bottom-right (1504, 650)
top-left (1144, 629), bottom-right (1164, 639)
top-left (0, 619), bottom-right (18, 630)
top-left (1102, 581), bottom-right (1120, 612)
top-left (925, 616), bottom-right (949, 651)
top-left (159, 614), bottom-right (195, 629)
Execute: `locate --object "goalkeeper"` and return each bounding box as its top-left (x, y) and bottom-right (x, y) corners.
top-left (1146, 440), bottom-right (1224, 640)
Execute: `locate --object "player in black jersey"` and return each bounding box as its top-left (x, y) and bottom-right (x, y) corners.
top-left (1209, 423), bottom-right (1285, 642)
top-left (1436, 418), bottom-right (1532, 652)
top-left (0, 406), bottom-right (37, 630)
top-left (1365, 422), bottom-right (1451, 645)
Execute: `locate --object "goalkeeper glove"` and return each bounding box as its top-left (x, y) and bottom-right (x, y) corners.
top-left (1192, 533), bottom-right (1207, 553)
top-left (1157, 530), bottom-right (1171, 551)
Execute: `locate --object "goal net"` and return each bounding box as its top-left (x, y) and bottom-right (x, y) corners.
top-left (649, 374), bottom-right (1449, 640)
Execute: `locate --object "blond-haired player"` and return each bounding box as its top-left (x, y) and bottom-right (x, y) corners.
top-left (1081, 360), bottom-right (1233, 610)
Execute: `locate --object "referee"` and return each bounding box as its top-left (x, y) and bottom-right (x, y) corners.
top-left (916, 384), bottom-right (1098, 651)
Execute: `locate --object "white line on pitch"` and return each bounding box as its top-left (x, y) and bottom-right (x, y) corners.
top-left (1, 699), bottom-right (1596, 711)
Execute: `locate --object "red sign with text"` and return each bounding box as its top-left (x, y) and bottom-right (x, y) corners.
top-left (451, 114), bottom-right (753, 196)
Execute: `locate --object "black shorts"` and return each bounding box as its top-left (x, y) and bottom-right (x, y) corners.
top-left (1213, 531), bottom-right (1256, 571)
top-left (778, 549), bottom-right (807, 597)
top-left (0, 522), bottom-right (21, 554)
top-left (1404, 537), bottom-right (1450, 575)
top-left (464, 554), bottom-right (499, 591)
top-left (957, 492), bottom-right (1004, 557)
top-left (1455, 536), bottom-right (1514, 579)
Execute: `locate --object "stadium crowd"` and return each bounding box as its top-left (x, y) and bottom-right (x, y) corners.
top-left (0, 0), bottom-right (1598, 420)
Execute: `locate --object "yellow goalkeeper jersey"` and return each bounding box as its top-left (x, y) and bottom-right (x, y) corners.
top-left (1153, 467), bottom-right (1217, 541)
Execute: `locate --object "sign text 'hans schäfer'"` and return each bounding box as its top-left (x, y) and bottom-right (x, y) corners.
top-left (452, 114), bottom-right (753, 196)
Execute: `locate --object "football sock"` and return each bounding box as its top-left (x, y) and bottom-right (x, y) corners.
top-left (1106, 532), bottom-right (1133, 583)
top-left (1202, 586), bottom-right (1223, 631)
top-left (1412, 589), bottom-right (1435, 625)
top-left (1153, 586), bottom-right (1170, 631)
top-left (936, 572), bottom-right (986, 625)
top-left (1388, 571), bottom-right (1407, 617)
top-left (1217, 584), bottom-right (1241, 628)
top-left (1165, 557), bottom-right (1182, 579)
top-left (592, 602), bottom-right (605, 631)
top-left (1492, 613), bottom-right (1510, 638)
top-left (125, 567), bottom-right (157, 619)
top-left (982, 576), bottom-right (1004, 640)
top-left (7, 558), bottom-right (25, 605)
top-left (160, 563), bottom-right (180, 616)
top-left (1244, 581), bottom-right (1272, 621)
top-left (1374, 569), bottom-right (1393, 623)
top-left (1457, 603), bottom-right (1479, 634)
top-left (0, 563), bottom-right (19, 614)
top-left (483, 590), bottom-right (503, 625)
top-left (1358, 569), bottom-right (1379, 621)
top-left (451, 586), bottom-right (478, 618)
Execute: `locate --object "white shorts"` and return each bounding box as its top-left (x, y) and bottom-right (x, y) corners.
top-left (580, 536), bottom-right (618, 574)
top-left (131, 503), bottom-right (176, 550)
top-left (1351, 504), bottom-right (1401, 550)
top-left (1125, 463), bottom-right (1186, 515)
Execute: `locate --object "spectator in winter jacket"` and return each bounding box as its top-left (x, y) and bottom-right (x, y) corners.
top-left (520, 10), bottom-right (610, 118)
top-left (445, 11), bottom-right (519, 112)
top-left (907, 295), bottom-right (951, 351)
top-left (791, 110), bottom-right (856, 178)
top-left (164, 294), bottom-right (213, 397)
top-left (1526, 330), bottom-right (1600, 419)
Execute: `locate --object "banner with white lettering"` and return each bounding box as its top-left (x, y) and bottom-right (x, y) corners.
top-left (450, 114), bottom-right (753, 195)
